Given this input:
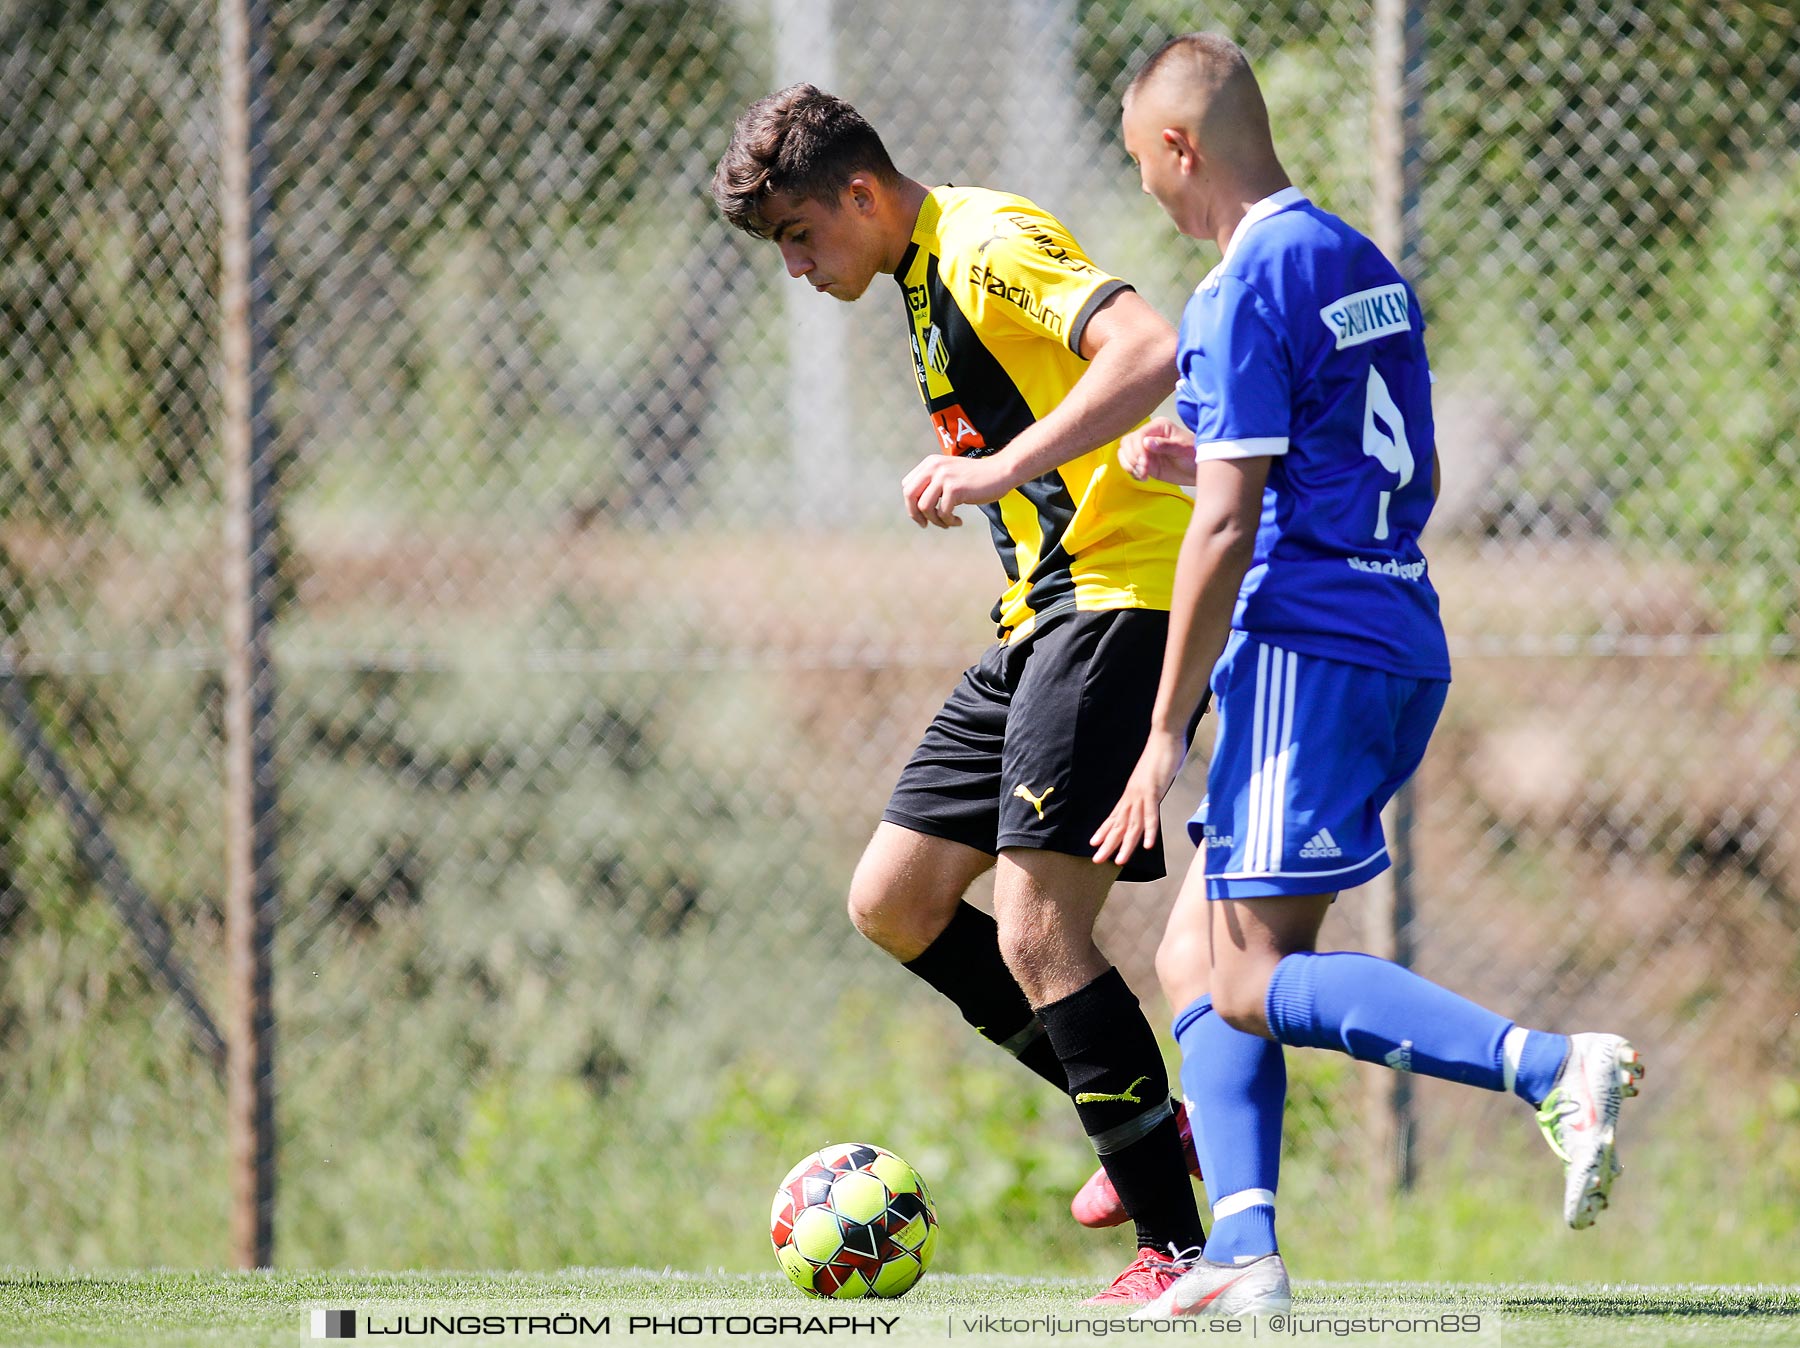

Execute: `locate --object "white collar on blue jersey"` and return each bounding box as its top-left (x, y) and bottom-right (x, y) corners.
top-left (1220, 185), bottom-right (1308, 266)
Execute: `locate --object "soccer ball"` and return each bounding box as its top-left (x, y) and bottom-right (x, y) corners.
top-left (770, 1142), bottom-right (938, 1299)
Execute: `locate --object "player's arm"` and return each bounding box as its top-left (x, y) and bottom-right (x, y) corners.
top-left (1090, 453), bottom-right (1268, 866)
top-left (982, 287), bottom-right (1175, 484)
top-left (1091, 275), bottom-right (1287, 864)
top-left (903, 291), bottom-right (1175, 528)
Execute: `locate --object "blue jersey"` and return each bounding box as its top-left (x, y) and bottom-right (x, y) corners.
top-left (1176, 188), bottom-right (1450, 680)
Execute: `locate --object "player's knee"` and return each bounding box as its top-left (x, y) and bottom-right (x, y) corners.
top-left (845, 868), bottom-right (901, 947)
top-left (1209, 967), bottom-right (1270, 1033)
top-left (845, 880), bottom-right (876, 935)
top-left (1154, 922), bottom-right (1210, 1010)
top-left (846, 859), bottom-right (950, 962)
top-left (992, 907), bottom-right (1051, 983)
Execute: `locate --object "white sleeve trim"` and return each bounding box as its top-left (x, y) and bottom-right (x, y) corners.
top-left (1193, 435), bottom-right (1289, 461)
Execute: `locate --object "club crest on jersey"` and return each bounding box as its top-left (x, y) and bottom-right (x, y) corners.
top-left (1319, 283), bottom-right (1411, 349)
top-left (906, 280), bottom-right (954, 402)
top-left (925, 325), bottom-right (950, 374)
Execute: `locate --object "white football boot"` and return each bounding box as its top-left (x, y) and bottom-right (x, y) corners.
top-left (1536, 1032), bottom-right (1645, 1229)
top-left (1131, 1252), bottom-right (1291, 1318)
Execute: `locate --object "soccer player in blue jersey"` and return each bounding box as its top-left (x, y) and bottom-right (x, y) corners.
top-left (1089, 35), bottom-right (1645, 1316)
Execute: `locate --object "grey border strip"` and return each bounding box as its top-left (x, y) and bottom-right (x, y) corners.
top-left (1068, 278), bottom-right (1132, 354)
top-left (1089, 1096), bottom-right (1175, 1155)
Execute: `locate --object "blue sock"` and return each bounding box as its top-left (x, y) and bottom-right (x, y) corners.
top-left (1264, 951), bottom-right (1569, 1102)
top-left (1506, 1024), bottom-right (1572, 1107)
top-left (1173, 995), bottom-right (1285, 1263)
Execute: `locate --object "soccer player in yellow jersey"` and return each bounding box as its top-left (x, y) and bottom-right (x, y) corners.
top-left (712, 85), bottom-right (1205, 1302)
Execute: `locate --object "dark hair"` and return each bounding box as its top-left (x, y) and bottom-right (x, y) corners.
top-left (710, 84), bottom-right (899, 234)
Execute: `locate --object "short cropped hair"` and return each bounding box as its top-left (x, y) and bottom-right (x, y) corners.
top-left (710, 84), bottom-right (899, 234)
top-left (1125, 32), bottom-right (1254, 101)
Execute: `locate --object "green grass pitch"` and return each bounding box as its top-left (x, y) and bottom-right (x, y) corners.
top-left (1, 1270), bottom-right (1795, 1347)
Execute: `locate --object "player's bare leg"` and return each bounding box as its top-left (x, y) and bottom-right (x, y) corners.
top-left (994, 848), bottom-right (1207, 1303)
top-left (1153, 859), bottom-right (1217, 1013)
top-left (1203, 893), bottom-right (1332, 1037)
top-left (1071, 860), bottom-right (1211, 1231)
top-left (1131, 891), bottom-right (1319, 1317)
top-left (1208, 893), bottom-right (1643, 1242)
top-left (847, 821), bottom-right (992, 962)
top-left (989, 846), bottom-right (1115, 1005)
top-left (847, 822), bottom-right (1072, 1092)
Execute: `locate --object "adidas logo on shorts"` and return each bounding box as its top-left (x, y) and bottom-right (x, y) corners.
top-left (1299, 828), bottom-right (1343, 859)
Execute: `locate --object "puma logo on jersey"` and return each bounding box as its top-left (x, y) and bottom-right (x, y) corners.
top-left (1299, 828), bottom-right (1343, 858)
top-left (1074, 1075), bottom-right (1151, 1106)
top-left (1013, 783), bottom-right (1054, 819)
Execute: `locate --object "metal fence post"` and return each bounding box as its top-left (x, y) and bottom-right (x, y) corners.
top-left (1366, 0), bottom-right (1426, 1196)
top-left (771, 0), bottom-right (854, 514)
top-left (221, 0), bottom-right (279, 1270)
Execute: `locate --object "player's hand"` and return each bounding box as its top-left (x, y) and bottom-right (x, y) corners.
top-left (901, 454), bottom-right (1014, 529)
top-left (1090, 726), bottom-right (1186, 867)
top-left (1118, 419), bottom-right (1198, 486)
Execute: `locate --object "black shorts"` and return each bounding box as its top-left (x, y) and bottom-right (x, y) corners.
top-left (882, 607), bottom-right (1169, 883)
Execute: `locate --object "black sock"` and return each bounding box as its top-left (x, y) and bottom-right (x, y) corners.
top-left (901, 902), bottom-right (1068, 1090)
top-left (1037, 967), bottom-right (1207, 1255)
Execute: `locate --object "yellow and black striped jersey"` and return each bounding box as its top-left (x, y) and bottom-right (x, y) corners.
top-left (896, 185), bottom-right (1190, 642)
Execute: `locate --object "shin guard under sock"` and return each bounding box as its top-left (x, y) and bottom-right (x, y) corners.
top-left (901, 902), bottom-right (1067, 1090)
top-left (1173, 995), bottom-right (1284, 1262)
top-left (1038, 968), bottom-right (1207, 1254)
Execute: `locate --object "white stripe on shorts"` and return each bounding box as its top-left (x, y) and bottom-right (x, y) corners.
top-left (1249, 645), bottom-right (1298, 872)
top-left (1258, 649), bottom-right (1275, 871)
top-left (1249, 645), bottom-right (1269, 871)
top-left (1276, 648), bottom-right (1297, 865)
top-left (1253, 646), bottom-right (1271, 871)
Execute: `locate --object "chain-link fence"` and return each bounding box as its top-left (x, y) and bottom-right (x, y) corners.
top-left (1, 0), bottom-right (1797, 1280)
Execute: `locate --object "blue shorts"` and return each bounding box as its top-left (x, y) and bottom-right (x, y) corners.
top-left (1188, 633), bottom-right (1448, 899)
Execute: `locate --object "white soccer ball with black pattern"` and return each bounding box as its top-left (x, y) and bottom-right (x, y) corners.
top-left (769, 1142), bottom-right (939, 1299)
